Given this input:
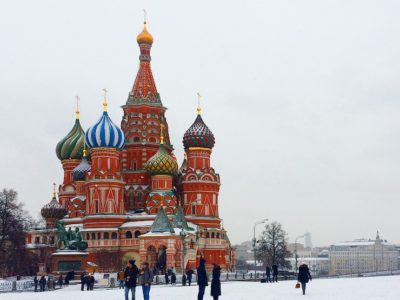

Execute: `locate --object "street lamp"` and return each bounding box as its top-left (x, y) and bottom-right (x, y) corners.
top-left (295, 235), bottom-right (305, 275)
top-left (178, 222), bottom-right (187, 274)
top-left (253, 218), bottom-right (268, 278)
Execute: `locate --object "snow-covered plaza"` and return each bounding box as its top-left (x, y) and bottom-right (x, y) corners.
top-left (5, 275), bottom-right (400, 300)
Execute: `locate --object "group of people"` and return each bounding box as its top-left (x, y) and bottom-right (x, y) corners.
top-left (123, 260), bottom-right (154, 300)
top-left (33, 275), bottom-right (48, 292)
top-left (196, 258), bottom-right (221, 300)
top-left (265, 264), bottom-right (279, 282)
top-left (80, 272), bottom-right (95, 291)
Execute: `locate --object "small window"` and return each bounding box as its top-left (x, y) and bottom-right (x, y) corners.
top-left (134, 230), bottom-right (141, 238)
top-left (50, 236), bottom-right (55, 244)
top-left (206, 232), bottom-right (210, 238)
top-left (86, 234), bottom-right (90, 240)
top-left (134, 137), bottom-right (141, 142)
top-left (211, 232), bottom-right (215, 239)
top-left (104, 232), bottom-right (109, 239)
top-left (111, 232), bottom-right (117, 239)
top-left (216, 233), bottom-right (220, 239)
top-left (35, 237), bottom-right (40, 244)
top-left (97, 232), bottom-right (101, 239)
top-left (126, 231), bottom-right (132, 239)
top-left (92, 233), bottom-right (96, 240)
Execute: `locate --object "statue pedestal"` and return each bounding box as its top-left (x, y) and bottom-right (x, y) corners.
top-left (51, 250), bottom-right (88, 273)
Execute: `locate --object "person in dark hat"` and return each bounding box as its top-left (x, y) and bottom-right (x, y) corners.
top-left (124, 260), bottom-right (139, 300)
top-left (197, 257), bottom-right (208, 300)
top-left (297, 263), bottom-right (312, 295)
top-left (210, 263), bottom-right (221, 300)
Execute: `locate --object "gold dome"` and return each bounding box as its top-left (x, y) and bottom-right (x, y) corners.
top-left (137, 22), bottom-right (153, 45)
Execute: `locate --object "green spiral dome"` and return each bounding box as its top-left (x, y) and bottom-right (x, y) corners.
top-left (56, 119), bottom-right (85, 160)
top-left (145, 144), bottom-right (178, 176)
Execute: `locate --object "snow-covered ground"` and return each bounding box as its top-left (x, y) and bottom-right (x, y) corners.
top-left (5, 275), bottom-right (400, 299)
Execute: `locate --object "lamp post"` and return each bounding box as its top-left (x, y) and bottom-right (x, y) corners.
top-left (295, 235), bottom-right (305, 275)
top-left (253, 218), bottom-right (268, 278)
top-left (178, 222), bottom-right (187, 274)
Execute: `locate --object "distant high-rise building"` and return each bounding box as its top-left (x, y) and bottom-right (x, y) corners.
top-left (304, 232), bottom-right (313, 249)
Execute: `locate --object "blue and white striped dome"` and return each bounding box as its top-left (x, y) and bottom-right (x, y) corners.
top-left (86, 111), bottom-right (125, 149)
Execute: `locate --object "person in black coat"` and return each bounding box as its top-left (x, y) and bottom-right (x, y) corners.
top-left (58, 274), bottom-right (64, 289)
top-left (210, 263), bottom-right (221, 300)
top-left (39, 275), bottom-right (47, 292)
top-left (164, 273), bottom-right (170, 284)
top-left (186, 268), bottom-right (194, 286)
top-left (297, 264), bottom-right (312, 295)
top-left (124, 260), bottom-right (139, 300)
top-left (182, 274), bottom-right (187, 286)
top-left (272, 264), bottom-right (278, 282)
top-left (89, 274), bottom-right (95, 290)
top-left (265, 266), bottom-right (271, 283)
top-left (80, 272), bottom-right (86, 291)
top-left (170, 272), bottom-right (176, 285)
top-left (34, 276), bottom-right (38, 292)
top-left (197, 258), bottom-right (208, 300)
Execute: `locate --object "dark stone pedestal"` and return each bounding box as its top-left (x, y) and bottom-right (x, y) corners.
top-left (51, 251), bottom-right (88, 273)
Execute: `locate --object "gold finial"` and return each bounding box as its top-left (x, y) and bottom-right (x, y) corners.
top-left (83, 136), bottom-right (87, 157)
top-left (102, 88), bottom-right (108, 112)
top-left (160, 123), bottom-right (165, 145)
top-left (197, 92), bottom-right (202, 115)
top-left (143, 9), bottom-right (147, 24)
top-left (75, 95), bottom-right (80, 119)
top-left (52, 183), bottom-right (57, 198)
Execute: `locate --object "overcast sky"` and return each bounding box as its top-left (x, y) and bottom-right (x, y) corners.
top-left (1, 0), bottom-right (400, 247)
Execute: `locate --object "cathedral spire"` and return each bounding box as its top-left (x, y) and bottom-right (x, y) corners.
top-left (127, 20), bottom-right (160, 105)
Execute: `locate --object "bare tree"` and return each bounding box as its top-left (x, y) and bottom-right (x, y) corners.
top-left (0, 189), bottom-right (33, 276)
top-left (256, 221), bottom-right (291, 269)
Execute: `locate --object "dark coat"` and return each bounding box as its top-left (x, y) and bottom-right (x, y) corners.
top-left (272, 265), bottom-right (278, 276)
top-left (186, 269), bottom-right (194, 280)
top-left (124, 265), bottom-right (139, 288)
top-left (164, 273), bottom-right (170, 284)
top-left (197, 258), bottom-right (208, 287)
top-left (39, 276), bottom-right (46, 285)
top-left (266, 266), bottom-right (271, 275)
top-left (298, 264), bottom-right (312, 283)
top-left (211, 265), bottom-right (221, 297)
top-left (171, 273), bottom-right (176, 284)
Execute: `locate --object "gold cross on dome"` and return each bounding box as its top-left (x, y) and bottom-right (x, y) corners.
top-left (160, 123), bottom-right (165, 145)
top-left (52, 183), bottom-right (57, 197)
top-left (75, 95), bottom-right (80, 119)
top-left (143, 9), bottom-right (147, 23)
top-left (197, 92), bottom-right (202, 115)
top-left (102, 88), bottom-right (108, 111)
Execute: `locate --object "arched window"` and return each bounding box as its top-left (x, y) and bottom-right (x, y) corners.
top-left (126, 231), bottom-right (132, 239)
top-left (92, 233), bottom-right (96, 240)
top-left (50, 236), bottom-right (55, 244)
top-left (137, 193), bottom-right (142, 206)
top-left (104, 232), bottom-right (109, 239)
top-left (111, 232), bottom-right (117, 239)
top-left (97, 233), bottom-right (101, 239)
top-left (134, 230), bottom-right (141, 238)
top-left (206, 232), bottom-right (210, 238)
top-left (211, 232), bottom-right (215, 239)
top-left (205, 204), bottom-right (209, 216)
top-left (216, 233), bottom-right (220, 239)
top-left (94, 200), bottom-right (99, 213)
top-left (191, 203), bottom-right (196, 214)
top-left (86, 234), bottom-right (90, 240)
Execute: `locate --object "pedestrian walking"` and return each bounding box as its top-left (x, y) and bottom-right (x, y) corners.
top-left (58, 274), bottom-right (64, 289)
top-left (170, 272), bottom-right (176, 285)
top-left (272, 264), bottom-right (278, 282)
top-left (124, 260), bottom-right (139, 300)
top-left (85, 273), bottom-right (91, 290)
top-left (197, 258), bottom-right (208, 300)
top-left (265, 266), bottom-right (271, 283)
top-left (139, 262), bottom-right (154, 300)
top-left (211, 263), bottom-right (221, 300)
top-left (89, 274), bottom-right (95, 290)
top-left (64, 273), bottom-right (70, 287)
top-left (39, 275), bottom-right (46, 292)
top-left (182, 274), bottom-right (187, 286)
top-left (80, 272), bottom-right (86, 291)
top-left (33, 276), bottom-right (38, 292)
top-left (297, 264), bottom-right (312, 295)
top-left (118, 269), bottom-right (125, 289)
top-left (164, 273), bottom-right (169, 285)
top-left (186, 268), bottom-right (194, 286)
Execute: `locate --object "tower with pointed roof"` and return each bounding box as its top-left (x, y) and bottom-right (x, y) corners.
top-left (121, 21), bottom-right (173, 212)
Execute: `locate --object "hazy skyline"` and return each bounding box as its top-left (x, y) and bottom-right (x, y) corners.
top-left (1, 0), bottom-right (400, 246)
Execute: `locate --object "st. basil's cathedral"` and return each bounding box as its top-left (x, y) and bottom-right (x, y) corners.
top-left (26, 21), bottom-right (235, 274)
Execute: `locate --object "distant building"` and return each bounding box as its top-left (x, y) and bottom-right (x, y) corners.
top-left (287, 257), bottom-right (330, 276)
top-left (234, 241), bottom-right (253, 261)
top-left (304, 232), bottom-right (313, 250)
top-left (329, 232), bottom-right (398, 275)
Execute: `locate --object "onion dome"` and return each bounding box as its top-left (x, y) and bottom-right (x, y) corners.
top-left (137, 22), bottom-right (153, 45)
top-left (145, 144), bottom-right (178, 176)
top-left (41, 192), bottom-right (67, 220)
top-left (183, 114), bottom-right (215, 149)
top-left (85, 94), bottom-right (125, 149)
top-left (56, 118), bottom-right (85, 160)
top-left (72, 150), bottom-right (91, 181)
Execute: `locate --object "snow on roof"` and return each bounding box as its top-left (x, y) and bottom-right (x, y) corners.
top-left (52, 251), bottom-right (89, 256)
top-left (80, 227), bottom-right (119, 232)
top-left (120, 220), bottom-right (154, 228)
top-left (26, 243), bottom-right (49, 249)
